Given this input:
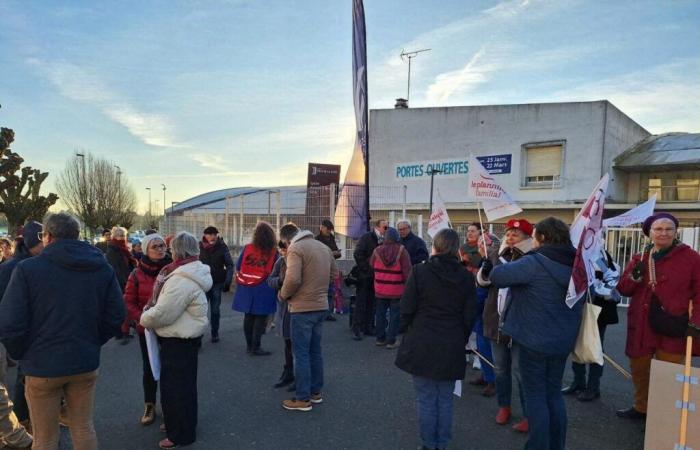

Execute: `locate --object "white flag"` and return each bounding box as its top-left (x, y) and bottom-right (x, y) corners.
top-left (566, 174), bottom-right (610, 308)
top-left (468, 154), bottom-right (522, 221)
top-left (428, 194), bottom-right (451, 238)
top-left (602, 195), bottom-right (656, 228)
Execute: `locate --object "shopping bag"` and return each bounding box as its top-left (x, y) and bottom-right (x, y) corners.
top-left (570, 302), bottom-right (604, 365)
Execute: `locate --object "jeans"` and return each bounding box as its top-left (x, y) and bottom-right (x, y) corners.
top-left (0, 344), bottom-right (31, 448)
top-left (327, 283), bottom-right (335, 315)
top-left (475, 328), bottom-right (495, 384)
top-left (13, 366), bottom-right (29, 422)
top-left (375, 298), bottom-right (400, 344)
top-left (492, 340), bottom-right (527, 414)
top-left (571, 322), bottom-right (606, 390)
top-left (290, 310), bottom-right (326, 401)
top-left (516, 343), bottom-right (568, 450)
top-left (413, 376), bottom-right (454, 450)
top-left (206, 283), bottom-right (223, 337)
top-left (25, 370), bottom-right (99, 450)
top-left (138, 333), bottom-right (158, 404)
top-left (243, 313), bottom-right (268, 351)
top-left (159, 336), bottom-right (201, 446)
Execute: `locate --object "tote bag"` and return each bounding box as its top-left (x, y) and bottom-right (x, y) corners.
top-left (571, 300), bottom-right (604, 365)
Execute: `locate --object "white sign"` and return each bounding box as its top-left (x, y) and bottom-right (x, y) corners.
top-left (428, 195), bottom-right (451, 238)
top-left (603, 195), bottom-right (656, 228)
top-left (145, 328), bottom-right (161, 381)
top-left (395, 158), bottom-right (469, 180)
top-left (468, 154), bottom-right (522, 221)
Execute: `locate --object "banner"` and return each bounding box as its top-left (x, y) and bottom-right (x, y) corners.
top-left (467, 154), bottom-right (522, 221)
top-left (602, 195), bottom-right (656, 228)
top-left (334, 0), bottom-right (368, 238)
top-left (428, 194), bottom-right (451, 238)
top-left (566, 174), bottom-right (610, 308)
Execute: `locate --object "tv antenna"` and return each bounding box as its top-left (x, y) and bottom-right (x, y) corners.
top-left (400, 48), bottom-right (431, 103)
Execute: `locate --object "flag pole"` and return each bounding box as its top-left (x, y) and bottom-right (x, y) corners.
top-left (471, 348), bottom-right (496, 370)
top-left (476, 202), bottom-right (489, 256)
top-left (678, 301), bottom-right (694, 449)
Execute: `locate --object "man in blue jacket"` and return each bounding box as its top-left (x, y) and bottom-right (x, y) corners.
top-left (397, 220), bottom-right (428, 266)
top-left (0, 212), bottom-right (125, 450)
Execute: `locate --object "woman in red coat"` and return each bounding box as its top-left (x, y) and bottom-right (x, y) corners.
top-left (616, 213), bottom-right (700, 420)
top-left (124, 233), bottom-right (173, 426)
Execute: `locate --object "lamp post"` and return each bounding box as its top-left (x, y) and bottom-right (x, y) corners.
top-left (76, 153), bottom-right (86, 238)
top-left (161, 184), bottom-right (167, 233)
top-left (427, 168), bottom-right (443, 217)
top-left (146, 187), bottom-right (152, 217)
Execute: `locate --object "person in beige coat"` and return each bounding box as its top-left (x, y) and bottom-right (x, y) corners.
top-left (278, 224), bottom-right (338, 412)
top-left (140, 232), bottom-right (211, 450)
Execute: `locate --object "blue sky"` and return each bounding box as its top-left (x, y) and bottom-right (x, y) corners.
top-left (1, 0), bottom-right (698, 213)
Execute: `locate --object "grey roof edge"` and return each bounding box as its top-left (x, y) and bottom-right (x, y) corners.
top-left (613, 132), bottom-right (700, 168)
top-left (170, 185), bottom-right (309, 213)
top-left (371, 99), bottom-right (612, 112)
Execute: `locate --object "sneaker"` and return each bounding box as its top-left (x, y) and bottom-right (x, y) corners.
top-left (141, 402), bottom-right (156, 426)
top-left (513, 418), bottom-right (529, 433)
top-left (495, 407), bottom-right (511, 425)
top-left (561, 381), bottom-right (586, 395)
top-left (310, 393), bottom-right (323, 404)
top-left (251, 348), bottom-right (272, 356)
top-left (158, 438), bottom-right (178, 449)
top-left (375, 340), bottom-right (387, 347)
top-left (386, 342), bottom-right (400, 349)
top-left (616, 407), bottom-right (646, 420)
top-left (282, 398), bottom-right (312, 411)
top-left (325, 315), bottom-right (337, 322)
top-left (352, 331), bottom-right (363, 341)
top-left (577, 388), bottom-right (600, 402)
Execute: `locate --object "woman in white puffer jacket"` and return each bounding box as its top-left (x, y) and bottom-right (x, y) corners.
top-left (141, 231), bottom-right (212, 450)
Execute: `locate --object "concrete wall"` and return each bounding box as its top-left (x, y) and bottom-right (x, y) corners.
top-left (369, 101), bottom-right (649, 207)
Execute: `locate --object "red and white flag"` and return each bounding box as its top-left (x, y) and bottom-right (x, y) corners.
top-left (428, 193), bottom-right (451, 238)
top-left (468, 155), bottom-right (522, 221)
top-left (566, 174), bottom-right (610, 308)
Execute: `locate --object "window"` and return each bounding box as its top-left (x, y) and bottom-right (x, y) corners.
top-left (647, 178), bottom-right (662, 200)
top-left (521, 141), bottom-right (564, 187)
top-left (677, 179), bottom-right (699, 201)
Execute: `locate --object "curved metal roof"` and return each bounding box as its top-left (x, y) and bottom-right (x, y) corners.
top-left (614, 132), bottom-right (700, 171)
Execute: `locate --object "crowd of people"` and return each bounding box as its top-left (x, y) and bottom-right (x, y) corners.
top-left (0, 209), bottom-right (694, 449)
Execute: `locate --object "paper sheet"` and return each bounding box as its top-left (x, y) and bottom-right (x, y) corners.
top-left (453, 380), bottom-right (462, 397)
top-left (145, 329), bottom-right (161, 381)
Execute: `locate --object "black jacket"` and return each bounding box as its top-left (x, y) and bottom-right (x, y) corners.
top-left (0, 240), bottom-right (125, 377)
top-left (105, 243), bottom-right (135, 290)
top-left (199, 238), bottom-right (234, 287)
top-left (395, 254), bottom-right (478, 381)
top-left (353, 230), bottom-right (379, 278)
top-left (401, 232), bottom-right (429, 266)
top-left (0, 243), bottom-right (34, 302)
top-left (315, 233), bottom-right (341, 259)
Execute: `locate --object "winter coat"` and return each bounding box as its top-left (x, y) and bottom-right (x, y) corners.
top-left (105, 242), bottom-right (136, 290)
top-left (0, 240), bottom-right (125, 377)
top-left (395, 254), bottom-right (478, 381)
top-left (401, 232), bottom-right (429, 266)
top-left (124, 256), bottom-right (172, 335)
top-left (140, 260), bottom-right (211, 339)
top-left (0, 243), bottom-right (34, 302)
top-left (315, 233), bottom-right (341, 259)
top-left (268, 257), bottom-right (291, 339)
top-left (280, 231), bottom-right (339, 314)
top-left (369, 242), bottom-right (411, 299)
top-left (199, 237), bottom-right (234, 287)
top-left (489, 244), bottom-right (583, 356)
top-left (617, 243), bottom-right (700, 358)
top-left (353, 230), bottom-right (379, 279)
top-left (232, 245), bottom-right (278, 316)
top-left (478, 238), bottom-right (533, 342)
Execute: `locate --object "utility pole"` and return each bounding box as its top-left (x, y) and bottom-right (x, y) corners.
top-left (427, 168), bottom-right (442, 217)
top-left (76, 153), bottom-right (86, 238)
top-left (146, 187), bottom-right (152, 217)
top-left (400, 48), bottom-right (431, 103)
top-left (162, 184), bottom-right (166, 233)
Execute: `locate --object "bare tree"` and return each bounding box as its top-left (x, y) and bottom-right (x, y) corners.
top-left (0, 128), bottom-right (59, 234)
top-left (56, 152), bottom-right (137, 235)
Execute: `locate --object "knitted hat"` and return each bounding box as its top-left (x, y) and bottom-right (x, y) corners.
top-left (21, 221), bottom-right (43, 250)
top-left (505, 218), bottom-right (534, 237)
top-left (384, 227), bottom-right (400, 243)
top-left (141, 233), bottom-right (165, 252)
top-left (642, 212), bottom-right (678, 237)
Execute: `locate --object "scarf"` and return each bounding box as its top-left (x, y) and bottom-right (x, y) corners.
top-left (138, 254), bottom-right (173, 277)
top-left (110, 239), bottom-right (137, 269)
top-left (149, 256), bottom-right (199, 306)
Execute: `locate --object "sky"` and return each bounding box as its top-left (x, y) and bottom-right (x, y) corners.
top-left (1, 0), bottom-right (699, 214)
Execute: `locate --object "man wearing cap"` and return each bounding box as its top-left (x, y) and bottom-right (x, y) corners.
top-left (0, 221), bottom-right (45, 430)
top-left (615, 212), bottom-right (700, 420)
top-left (316, 220), bottom-right (341, 322)
top-left (199, 226), bottom-right (234, 343)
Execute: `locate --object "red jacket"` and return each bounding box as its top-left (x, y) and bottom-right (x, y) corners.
top-left (617, 244), bottom-right (700, 358)
top-left (370, 243), bottom-right (412, 299)
top-left (124, 266), bottom-right (159, 335)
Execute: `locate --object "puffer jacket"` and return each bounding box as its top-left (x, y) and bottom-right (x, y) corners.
top-left (477, 238), bottom-right (533, 342)
top-left (370, 242), bottom-right (412, 299)
top-left (124, 256), bottom-right (172, 335)
top-left (140, 260), bottom-right (212, 339)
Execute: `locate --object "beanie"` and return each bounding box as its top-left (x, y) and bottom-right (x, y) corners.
top-left (141, 233), bottom-right (165, 252)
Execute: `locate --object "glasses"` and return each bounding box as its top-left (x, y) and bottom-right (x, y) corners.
top-left (651, 227), bottom-right (676, 234)
top-left (37, 231), bottom-right (48, 241)
top-left (150, 243), bottom-right (166, 250)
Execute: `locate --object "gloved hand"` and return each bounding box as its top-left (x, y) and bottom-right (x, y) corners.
top-left (687, 324), bottom-right (700, 338)
top-left (631, 261), bottom-right (645, 281)
top-left (481, 259), bottom-right (494, 278)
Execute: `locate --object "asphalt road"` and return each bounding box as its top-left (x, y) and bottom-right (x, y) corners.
top-left (7, 292), bottom-right (653, 450)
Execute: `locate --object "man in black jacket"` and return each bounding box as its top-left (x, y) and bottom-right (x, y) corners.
top-left (351, 218), bottom-right (387, 340)
top-left (316, 219), bottom-right (341, 321)
top-left (199, 226), bottom-right (234, 343)
top-left (397, 220), bottom-right (428, 266)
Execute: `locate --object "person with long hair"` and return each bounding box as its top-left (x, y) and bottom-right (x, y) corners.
top-left (0, 238), bottom-right (14, 264)
top-left (233, 222), bottom-right (279, 356)
top-left (124, 233), bottom-right (173, 426)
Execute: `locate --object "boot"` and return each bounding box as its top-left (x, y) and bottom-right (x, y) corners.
top-left (577, 387), bottom-right (600, 402)
top-left (141, 402), bottom-right (156, 426)
top-left (274, 367), bottom-right (295, 389)
top-left (482, 383), bottom-right (496, 397)
top-left (513, 418), bottom-right (529, 433)
top-left (561, 380), bottom-right (586, 395)
top-left (495, 407), bottom-right (511, 425)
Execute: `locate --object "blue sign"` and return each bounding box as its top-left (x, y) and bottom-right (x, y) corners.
top-left (395, 159), bottom-right (469, 180)
top-left (476, 154), bottom-right (512, 174)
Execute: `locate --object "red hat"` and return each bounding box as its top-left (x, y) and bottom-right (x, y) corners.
top-left (505, 218), bottom-right (534, 236)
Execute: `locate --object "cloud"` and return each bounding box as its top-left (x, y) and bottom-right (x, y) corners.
top-left (425, 46), bottom-right (501, 104)
top-left (27, 59), bottom-right (182, 148)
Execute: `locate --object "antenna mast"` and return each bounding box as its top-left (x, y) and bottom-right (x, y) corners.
top-left (400, 48), bottom-right (431, 103)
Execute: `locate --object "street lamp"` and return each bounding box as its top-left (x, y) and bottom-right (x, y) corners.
top-left (76, 153), bottom-right (86, 238)
top-left (146, 187), bottom-right (152, 216)
top-left (427, 168), bottom-right (443, 216)
top-left (162, 184), bottom-right (167, 233)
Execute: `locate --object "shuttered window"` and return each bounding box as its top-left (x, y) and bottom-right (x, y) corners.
top-left (525, 145), bottom-right (562, 184)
